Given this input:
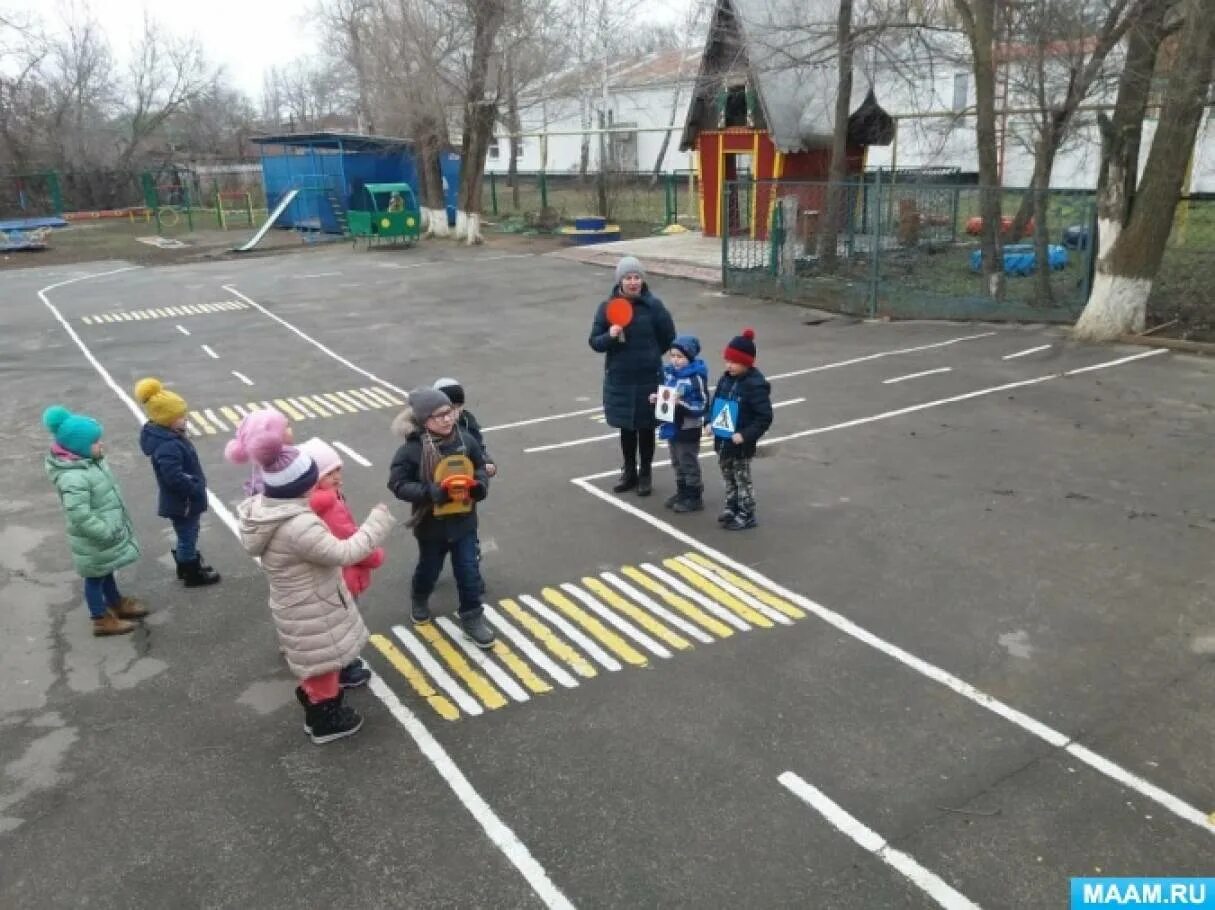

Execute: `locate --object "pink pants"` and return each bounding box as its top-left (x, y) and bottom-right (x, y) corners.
top-left (299, 671), bottom-right (340, 704)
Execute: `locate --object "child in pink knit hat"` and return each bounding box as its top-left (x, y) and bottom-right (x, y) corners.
top-left (235, 424), bottom-right (394, 745)
top-left (224, 408), bottom-right (294, 495)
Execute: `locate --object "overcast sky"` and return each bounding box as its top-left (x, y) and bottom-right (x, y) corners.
top-left (84, 0), bottom-right (693, 101)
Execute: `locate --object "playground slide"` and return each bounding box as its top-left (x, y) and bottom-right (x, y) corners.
top-left (231, 188), bottom-right (300, 252)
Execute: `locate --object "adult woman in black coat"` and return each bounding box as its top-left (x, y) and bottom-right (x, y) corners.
top-left (588, 256), bottom-right (677, 496)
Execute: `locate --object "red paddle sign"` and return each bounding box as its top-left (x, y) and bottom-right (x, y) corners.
top-left (606, 296), bottom-right (634, 342)
top-left (606, 297), bottom-right (634, 328)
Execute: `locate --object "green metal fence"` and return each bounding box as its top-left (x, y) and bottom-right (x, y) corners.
top-left (484, 170), bottom-right (701, 234)
top-left (723, 177), bottom-right (1100, 322)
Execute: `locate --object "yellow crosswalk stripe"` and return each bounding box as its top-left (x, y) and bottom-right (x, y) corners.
top-left (273, 398), bottom-right (306, 421)
top-left (287, 397), bottom-right (318, 418)
top-left (662, 558), bottom-right (773, 628)
top-left (189, 411), bottom-right (216, 435)
top-left (580, 577), bottom-right (692, 651)
top-left (245, 401), bottom-right (264, 411)
top-left (674, 556), bottom-right (792, 626)
top-left (540, 587), bottom-right (647, 667)
top-left (684, 553), bottom-right (806, 619)
top-left (499, 598), bottom-right (597, 679)
top-left (220, 406), bottom-right (241, 424)
top-left (615, 568), bottom-right (734, 639)
top-left (493, 640), bottom-right (553, 694)
top-left (414, 622), bottom-right (507, 709)
top-left (377, 387), bottom-right (404, 406)
top-left (325, 392), bottom-right (359, 413)
top-left (358, 387), bottom-right (394, 407)
top-left (346, 389), bottom-right (381, 409)
top-left (82, 316), bottom-right (94, 325)
top-left (301, 395), bottom-right (336, 416)
top-left (368, 634), bottom-right (460, 720)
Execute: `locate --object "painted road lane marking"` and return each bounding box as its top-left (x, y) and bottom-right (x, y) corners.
top-left (367, 552), bottom-right (806, 722)
top-left (185, 385), bottom-right (404, 436)
top-left (80, 300), bottom-right (248, 324)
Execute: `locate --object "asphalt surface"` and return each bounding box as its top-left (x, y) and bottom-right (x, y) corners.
top-left (1, 246), bottom-right (1213, 909)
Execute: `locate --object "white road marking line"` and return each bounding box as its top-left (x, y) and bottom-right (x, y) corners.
top-left (778, 772), bottom-right (982, 910)
top-left (201, 345), bottom-right (219, 359)
top-left (231, 371), bottom-right (254, 386)
top-left (482, 606), bottom-right (579, 689)
top-left (176, 324), bottom-right (190, 336)
top-left (559, 583), bottom-right (671, 659)
top-left (1003, 344), bottom-right (1052, 360)
top-left (332, 441), bottom-right (371, 467)
top-left (578, 358), bottom-right (1163, 482)
top-left (335, 390), bottom-right (369, 411)
top-left (570, 466), bottom-right (1215, 838)
top-left (598, 571), bottom-right (717, 643)
top-left (364, 673), bottom-right (573, 910)
top-left (1065, 348), bottom-right (1166, 375)
top-left (288, 396), bottom-right (319, 418)
top-left (883, 367), bottom-right (953, 384)
top-left (203, 409), bottom-right (227, 432)
top-left (774, 397), bottom-right (806, 408)
top-left (434, 617), bottom-right (530, 703)
top-left (518, 594), bottom-right (622, 672)
top-left (524, 433), bottom-right (616, 454)
top-left (483, 406), bottom-right (604, 433)
top-left (390, 625), bottom-right (483, 716)
top-left (296, 272), bottom-right (343, 279)
top-left (301, 395), bottom-right (336, 416)
top-left (767, 332), bottom-right (997, 381)
top-left (223, 285), bottom-right (408, 396)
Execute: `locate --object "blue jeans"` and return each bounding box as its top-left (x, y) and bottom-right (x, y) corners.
top-left (172, 514), bottom-right (200, 562)
top-left (411, 533), bottom-right (483, 619)
top-left (84, 574), bottom-right (120, 619)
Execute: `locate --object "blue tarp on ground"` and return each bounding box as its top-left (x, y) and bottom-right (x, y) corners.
top-left (970, 243), bottom-right (1069, 276)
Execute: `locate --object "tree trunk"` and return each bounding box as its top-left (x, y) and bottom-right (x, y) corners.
top-left (505, 62), bottom-right (522, 210)
top-left (1094, 0), bottom-right (1172, 261)
top-left (1075, 0), bottom-right (1215, 340)
top-left (955, 0), bottom-right (1005, 299)
top-left (819, 0), bottom-right (854, 272)
top-left (417, 119), bottom-right (450, 238)
top-left (579, 95), bottom-right (592, 178)
top-left (455, 0), bottom-right (506, 245)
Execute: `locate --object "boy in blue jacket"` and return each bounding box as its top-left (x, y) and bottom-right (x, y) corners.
top-left (650, 335), bottom-right (710, 512)
top-left (135, 378), bottom-right (221, 586)
top-left (707, 329), bottom-right (773, 530)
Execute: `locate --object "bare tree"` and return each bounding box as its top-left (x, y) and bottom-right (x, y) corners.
top-left (1074, 0), bottom-right (1215, 339)
top-left (454, 0), bottom-right (507, 242)
top-left (118, 15), bottom-right (220, 166)
top-left (316, 0), bottom-right (377, 133)
top-left (953, 0), bottom-right (1005, 299)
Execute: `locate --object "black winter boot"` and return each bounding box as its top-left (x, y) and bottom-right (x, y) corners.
top-left (180, 557), bottom-right (221, 588)
top-left (612, 464), bottom-right (638, 493)
top-left (307, 692), bottom-right (363, 745)
top-left (461, 613), bottom-right (497, 649)
top-left (664, 481), bottom-right (685, 509)
top-left (171, 549), bottom-right (185, 580)
top-left (636, 471), bottom-right (653, 497)
top-left (673, 486), bottom-right (705, 513)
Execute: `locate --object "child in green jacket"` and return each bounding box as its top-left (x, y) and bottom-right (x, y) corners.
top-left (43, 405), bottom-right (147, 636)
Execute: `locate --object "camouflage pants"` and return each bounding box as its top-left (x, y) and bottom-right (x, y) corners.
top-left (718, 455), bottom-right (755, 518)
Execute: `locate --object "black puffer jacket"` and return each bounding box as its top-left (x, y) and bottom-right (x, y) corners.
top-left (588, 285), bottom-right (677, 430)
top-left (711, 367), bottom-right (773, 458)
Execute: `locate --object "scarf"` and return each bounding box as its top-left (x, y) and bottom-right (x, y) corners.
top-left (406, 429), bottom-right (467, 528)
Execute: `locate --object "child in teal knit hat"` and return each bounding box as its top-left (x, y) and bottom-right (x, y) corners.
top-left (43, 405), bottom-right (147, 636)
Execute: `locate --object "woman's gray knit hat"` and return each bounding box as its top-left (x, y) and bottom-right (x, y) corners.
top-left (614, 255), bottom-right (645, 284)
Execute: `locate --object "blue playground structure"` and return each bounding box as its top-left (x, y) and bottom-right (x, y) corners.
top-left (970, 243), bottom-right (1069, 277)
top-left (250, 132), bottom-right (460, 240)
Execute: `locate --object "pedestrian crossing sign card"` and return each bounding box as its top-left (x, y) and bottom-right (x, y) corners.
top-left (710, 398), bottom-right (739, 438)
top-left (654, 383), bottom-right (680, 423)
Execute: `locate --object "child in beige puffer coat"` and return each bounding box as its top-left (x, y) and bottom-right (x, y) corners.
top-left (235, 431), bottom-right (394, 745)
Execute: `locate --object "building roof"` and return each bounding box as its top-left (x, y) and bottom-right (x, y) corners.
top-left (532, 48), bottom-right (702, 99)
top-left (682, 0), bottom-right (892, 153)
top-left (250, 132), bottom-right (414, 152)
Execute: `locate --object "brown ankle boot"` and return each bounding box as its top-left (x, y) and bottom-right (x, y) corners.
top-left (110, 597), bottom-right (149, 619)
top-left (92, 610), bottom-right (135, 637)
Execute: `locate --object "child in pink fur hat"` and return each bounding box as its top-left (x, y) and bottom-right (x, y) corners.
top-left (224, 408), bottom-right (294, 495)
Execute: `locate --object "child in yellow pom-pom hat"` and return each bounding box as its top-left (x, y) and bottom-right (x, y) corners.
top-left (134, 377), bottom-right (221, 587)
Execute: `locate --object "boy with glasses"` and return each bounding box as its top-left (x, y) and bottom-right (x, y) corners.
top-left (388, 387), bottom-right (494, 648)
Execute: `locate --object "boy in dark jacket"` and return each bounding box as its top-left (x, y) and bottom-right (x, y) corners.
top-left (433, 377), bottom-right (494, 591)
top-left (707, 329), bottom-right (773, 530)
top-left (387, 387), bottom-right (495, 649)
top-left (134, 377), bottom-right (221, 585)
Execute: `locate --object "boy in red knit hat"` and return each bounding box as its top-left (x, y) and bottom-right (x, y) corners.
top-left (706, 328), bottom-right (773, 530)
